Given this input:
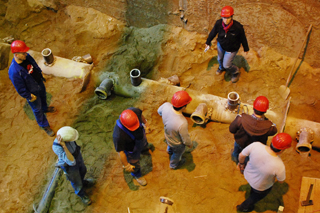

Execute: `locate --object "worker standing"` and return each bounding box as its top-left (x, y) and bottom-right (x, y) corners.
top-left (52, 126), bottom-right (95, 205)
top-left (205, 6), bottom-right (249, 83)
top-left (158, 91), bottom-right (193, 170)
top-left (8, 40), bottom-right (55, 136)
top-left (229, 96), bottom-right (277, 164)
top-left (237, 133), bottom-right (292, 212)
top-left (113, 108), bottom-right (150, 186)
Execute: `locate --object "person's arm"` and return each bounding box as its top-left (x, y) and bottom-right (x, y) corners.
top-left (179, 122), bottom-right (193, 148)
top-left (238, 152), bottom-right (247, 174)
top-left (229, 115), bottom-right (241, 134)
top-left (56, 135), bottom-right (75, 163)
top-left (240, 26), bottom-right (249, 52)
top-left (10, 68), bottom-right (33, 100)
top-left (205, 21), bottom-right (219, 45)
top-left (118, 151), bottom-right (135, 172)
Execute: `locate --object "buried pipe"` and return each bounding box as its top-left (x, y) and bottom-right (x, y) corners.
top-left (33, 167), bottom-right (63, 213)
top-left (96, 73), bottom-right (282, 125)
top-left (95, 78), bottom-right (114, 100)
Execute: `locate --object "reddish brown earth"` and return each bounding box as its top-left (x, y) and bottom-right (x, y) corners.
top-left (0, 2), bottom-right (320, 213)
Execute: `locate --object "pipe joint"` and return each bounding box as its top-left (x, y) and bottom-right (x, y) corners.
top-left (296, 128), bottom-right (314, 154)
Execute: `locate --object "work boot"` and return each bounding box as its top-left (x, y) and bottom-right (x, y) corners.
top-left (170, 158), bottom-right (186, 170)
top-left (216, 68), bottom-right (225, 75)
top-left (43, 126), bottom-right (55, 137)
top-left (45, 106), bottom-right (56, 113)
top-left (231, 73), bottom-right (240, 83)
top-left (80, 195), bottom-right (92, 205)
top-left (236, 204), bottom-right (254, 212)
top-left (134, 176), bottom-right (147, 186)
top-left (83, 179), bottom-right (96, 188)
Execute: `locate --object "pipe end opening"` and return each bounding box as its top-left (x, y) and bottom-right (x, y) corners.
top-left (191, 115), bottom-right (204, 124)
top-left (130, 69), bottom-right (141, 78)
top-left (95, 88), bottom-right (108, 100)
top-left (41, 48), bottom-right (52, 57)
top-left (297, 146), bottom-right (311, 153)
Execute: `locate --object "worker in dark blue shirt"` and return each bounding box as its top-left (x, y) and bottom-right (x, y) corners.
top-left (8, 40), bottom-right (55, 136)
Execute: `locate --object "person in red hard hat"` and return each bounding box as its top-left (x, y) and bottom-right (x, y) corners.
top-left (158, 91), bottom-right (193, 169)
top-left (205, 6), bottom-right (249, 83)
top-left (8, 40), bottom-right (55, 136)
top-left (113, 108), bottom-right (151, 186)
top-left (237, 133), bottom-right (292, 212)
top-left (229, 96), bottom-right (277, 164)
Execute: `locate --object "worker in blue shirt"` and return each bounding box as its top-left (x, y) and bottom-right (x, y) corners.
top-left (8, 40), bottom-right (55, 136)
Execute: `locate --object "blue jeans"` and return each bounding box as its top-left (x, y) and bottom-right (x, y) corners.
top-left (217, 42), bottom-right (239, 74)
top-left (62, 152), bottom-right (87, 197)
top-left (232, 142), bottom-right (249, 164)
top-left (167, 144), bottom-right (186, 169)
top-left (27, 81), bottom-right (49, 128)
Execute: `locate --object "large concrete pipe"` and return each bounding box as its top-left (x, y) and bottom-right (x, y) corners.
top-left (96, 73), bottom-right (283, 126)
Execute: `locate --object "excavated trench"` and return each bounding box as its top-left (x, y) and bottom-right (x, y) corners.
top-left (1, 3), bottom-right (320, 213)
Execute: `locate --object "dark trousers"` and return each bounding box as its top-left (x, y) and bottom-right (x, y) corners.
top-left (239, 186), bottom-right (273, 210)
top-left (27, 81), bottom-right (49, 128)
top-left (62, 152), bottom-right (87, 197)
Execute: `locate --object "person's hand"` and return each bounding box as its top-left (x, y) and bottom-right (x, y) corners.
top-left (123, 163), bottom-right (135, 172)
top-left (29, 94), bottom-right (37, 102)
top-left (204, 44), bottom-right (210, 52)
top-left (237, 163), bottom-right (246, 174)
top-left (142, 122), bottom-right (150, 133)
top-left (56, 134), bottom-right (65, 145)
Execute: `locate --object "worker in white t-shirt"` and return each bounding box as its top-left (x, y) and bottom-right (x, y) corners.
top-left (236, 133), bottom-right (292, 212)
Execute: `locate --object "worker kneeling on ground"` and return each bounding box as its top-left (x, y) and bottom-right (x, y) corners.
top-left (229, 96), bottom-right (277, 164)
top-left (113, 108), bottom-right (151, 186)
top-left (158, 91), bottom-right (193, 170)
top-left (52, 126), bottom-right (95, 205)
top-left (237, 133), bottom-right (292, 212)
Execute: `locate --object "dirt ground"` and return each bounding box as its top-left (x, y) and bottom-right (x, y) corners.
top-left (1, 4), bottom-right (320, 213)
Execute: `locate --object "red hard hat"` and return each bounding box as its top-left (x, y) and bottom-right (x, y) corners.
top-left (272, 133), bottom-right (292, 150)
top-left (120, 109), bottom-right (139, 131)
top-left (221, 6), bottom-right (234, 17)
top-left (11, 40), bottom-right (30, 53)
top-left (253, 96), bottom-right (269, 112)
top-left (171, 91), bottom-right (192, 108)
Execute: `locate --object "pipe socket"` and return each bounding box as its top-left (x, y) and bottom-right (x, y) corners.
top-left (191, 103), bottom-right (208, 125)
top-left (227, 92), bottom-right (240, 111)
top-left (41, 48), bottom-right (54, 65)
top-left (296, 128), bottom-right (314, 154)
top-left (95, 78), bottom-right (114, 99)
top-left (130, 69), bottom-right (142, 86)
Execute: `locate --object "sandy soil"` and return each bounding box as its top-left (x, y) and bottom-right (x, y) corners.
top-left (1, 6), bottom-right (320, 213)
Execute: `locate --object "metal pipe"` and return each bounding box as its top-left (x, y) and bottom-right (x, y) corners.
top-left (41, 48), bottom-right (54, 65)
top-left (33, 167), bottom-right (63, 213)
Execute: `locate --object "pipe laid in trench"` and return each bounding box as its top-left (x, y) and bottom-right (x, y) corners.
top-left (100, 73), bottom-right (320, 147)
top-left (100, 72), bottom-right (284, 126)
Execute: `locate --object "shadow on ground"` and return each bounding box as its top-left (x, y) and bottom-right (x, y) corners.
top-left (207, 56), bottom-right (250, 82)
top-left (238, 182), bottom-right (289, 212)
